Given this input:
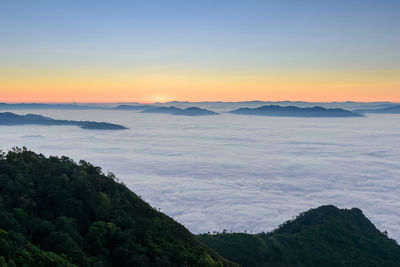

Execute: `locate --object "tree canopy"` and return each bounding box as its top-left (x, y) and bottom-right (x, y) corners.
top-left (1, 148), bottom-right (399, 267)
top-left (0, 148), bottom-right (233, 266)
top-left (198, 205), bottom-right (400, 267)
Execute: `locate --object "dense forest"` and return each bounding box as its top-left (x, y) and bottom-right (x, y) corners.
top-left (0, 148), bottom-right (233, 266)
top-left (198, 205), bottom-right (400, 267)
top-left (1, 148), bottom-right (399, 267)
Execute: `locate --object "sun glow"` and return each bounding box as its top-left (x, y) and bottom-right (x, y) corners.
top-left (0, 68), bottom-right (399, 103)
top-left (149, 95), bottom-right (173, 103)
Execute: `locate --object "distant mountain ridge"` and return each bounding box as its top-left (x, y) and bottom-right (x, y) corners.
top-left (160, 101), bottom-right (397, 110)
top-left (112, 104), bottom-right (157, 110)
top-left (0, 112), bottom-right (127, 130)
top-left (0, 103), bottom-right (106, 110)
top-left (354, 105), bottom-right (400, 114)
top-left (0, 103), bottom-right (158, 111)
top-left (2, 102), bottom-right (398, 111)
top-left (228, 105), bottom-right (363, 117)
top-left (142, 106), bottom-right (219, 116)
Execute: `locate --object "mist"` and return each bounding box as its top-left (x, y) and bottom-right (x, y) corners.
top-left (1, 109), bottom-right (399, 240)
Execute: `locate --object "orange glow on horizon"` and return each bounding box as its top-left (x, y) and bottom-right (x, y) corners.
top-left (1, 69), bottom-right (399, 103)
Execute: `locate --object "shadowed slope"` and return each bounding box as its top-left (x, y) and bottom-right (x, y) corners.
top-left (198, 205), bottom-right (400, 267)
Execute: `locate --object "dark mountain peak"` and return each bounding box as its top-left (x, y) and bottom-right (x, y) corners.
top-left (200, 204), bottom-right (400, 266)
top-left (79, 121), bottom-right (128, 130)
top-left (274, 205), bottom-right (374, 235)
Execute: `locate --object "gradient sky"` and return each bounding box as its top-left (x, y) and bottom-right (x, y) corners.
top-left (0, 0), bottom-right (399, 102)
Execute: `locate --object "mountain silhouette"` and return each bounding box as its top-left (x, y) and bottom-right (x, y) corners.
top-left (0, 103), bottom-right (105, 110)
top-left (112, 104), bottom-right (157, 110)
top-left (354, 105), bottom-right (400, 114)
top-left (0, 112), bottom-right (127, 130)
top-left (142, 106), bottom-right (219, 116)
top-left (228, 105), bottom-right (363, 117)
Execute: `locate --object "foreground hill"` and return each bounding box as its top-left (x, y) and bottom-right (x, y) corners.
top-left (228, 105), bottom-right (363, 117)
top-left (198, 205), bottom-right (400, 267)
top-left (0, 112), bottom-right (127, 130)
top-left (1, 149), bottom-right (399, 267)
top-left (142, 106), bottom-right (219, 116)
top-left (0, 148), bottom-right (233, 266)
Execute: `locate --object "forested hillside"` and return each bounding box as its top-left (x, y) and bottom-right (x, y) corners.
top-left (198, 205), bottom-right (400, 267)
top-left (0, 148), bottom-right (234, 266)
top-left (1, 148), bottom-right (399, 267)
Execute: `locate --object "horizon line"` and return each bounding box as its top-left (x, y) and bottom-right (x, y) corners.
top-left (1, 100), bottom-right (399, 105)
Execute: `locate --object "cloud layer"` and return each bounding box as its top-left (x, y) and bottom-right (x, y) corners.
top-left (1, 110), bottom-right (399, 240)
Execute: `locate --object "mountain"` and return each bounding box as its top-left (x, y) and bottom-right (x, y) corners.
top-left (142, 106), bottom-right (219, 116)
top-left (354, 105), bottom-right (400, 114)
top-left (0, 103), bottom-right (156, 111)
top-left (198, 205), bottom-right (400, 267)
top-left (112, 105), bottom-right (157, 110)
top-left (228, 105), bottom-right (363, 117)
top-left (0, 102), bottom-right (397, 112)
top-left (142, 106), bottom-right (182, 114)
top-left (0, 148), bottom-right (235, 266)
top-left (0, 112), bottom-right (127, 130)
top-left (179, 107), bottom-right (219, 116)
top-left (161, 101), bottom-right (397, 110)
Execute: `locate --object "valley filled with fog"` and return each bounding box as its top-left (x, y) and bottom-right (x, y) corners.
top-left (1, 109), bottom-right (399, 240)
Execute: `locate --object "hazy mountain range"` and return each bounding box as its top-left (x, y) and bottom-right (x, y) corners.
top-left (228, 105), bottom-right (363, 117)
top-left (354, 105), bottom-right (400, 114)
top-left (142, 106), bottom-right (219, 116)
top-left (1, 101), bottom-right (399, 112)
top-left (0, 112), bottom-right (127, 130)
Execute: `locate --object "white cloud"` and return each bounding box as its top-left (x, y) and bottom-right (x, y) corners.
top-left (1, 110), bottom-right (400, 240)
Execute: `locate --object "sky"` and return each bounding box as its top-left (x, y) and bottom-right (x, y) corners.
top-left (0, 0), bottom-right (399, 102)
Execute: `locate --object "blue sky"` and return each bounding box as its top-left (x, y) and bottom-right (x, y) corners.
top-left (0, 0), bottom-right (399, 102)
top-left (1, 0), bottom-right (399, 70)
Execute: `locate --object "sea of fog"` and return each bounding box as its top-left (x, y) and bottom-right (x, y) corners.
top-left (1, 109), bottom-right (399, 240)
